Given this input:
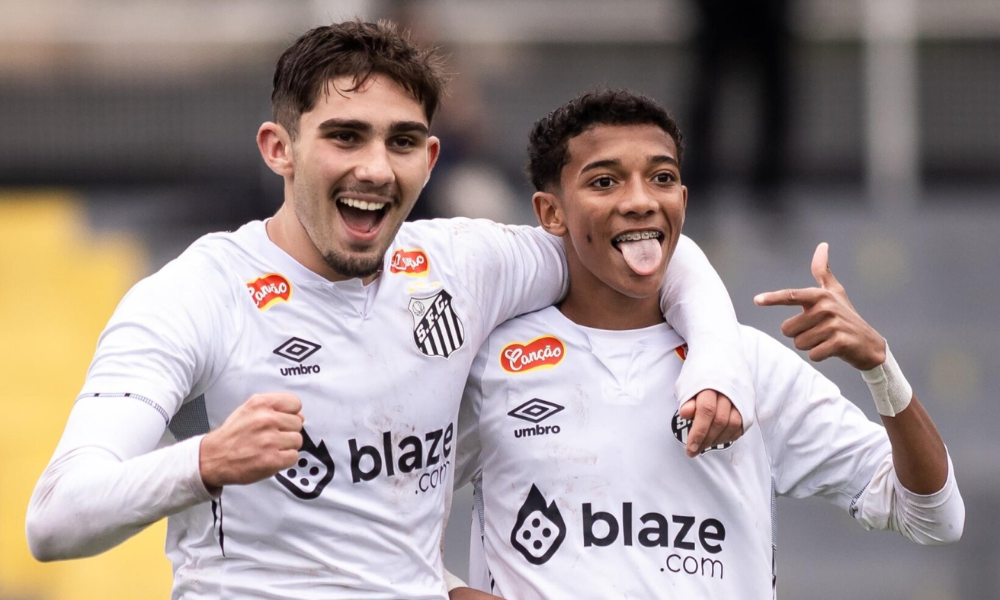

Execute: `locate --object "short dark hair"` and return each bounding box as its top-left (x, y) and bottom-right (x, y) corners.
top-left (271, 20), bottom-right (448, 138)
top-left (527, 88), bottom-right (684, 192)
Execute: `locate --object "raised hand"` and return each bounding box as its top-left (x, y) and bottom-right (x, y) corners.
top-left (753, 242), bottom-right (885, 370)
top-left (199, 393), bottom-right (305, 490)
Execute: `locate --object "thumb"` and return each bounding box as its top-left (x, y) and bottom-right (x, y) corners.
top-left (811, 242), bottom-right (834, 288)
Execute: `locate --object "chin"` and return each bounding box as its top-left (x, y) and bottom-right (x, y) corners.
top-left (322, 249), bottom-right (385, 279)
top-left (616, 274), bottom-right (663, 299)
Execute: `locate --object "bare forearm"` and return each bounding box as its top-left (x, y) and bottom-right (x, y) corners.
top-left (450, 588), bottom-right (504, 600)
top-left (881, 395), bottom-right (948, 494)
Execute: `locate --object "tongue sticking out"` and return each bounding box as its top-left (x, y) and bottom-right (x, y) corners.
top-left (338, 204), bottom-right (382, 234)
top-left (618, 238), bottom-right (663, 276)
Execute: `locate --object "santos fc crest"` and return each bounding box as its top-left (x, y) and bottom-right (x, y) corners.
top-left (408, 289), bottom-right (465, 358)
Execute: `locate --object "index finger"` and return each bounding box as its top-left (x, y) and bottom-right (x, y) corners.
top-left (753, 287), bottom-right (825, 307)
top-left (685, 390), bottom-right (718, 457)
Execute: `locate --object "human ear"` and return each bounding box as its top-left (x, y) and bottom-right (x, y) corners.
top-left (532, 191), bottom-right (567, 237)
top-left (257, 122), bottom-right (295, 177)
top-left (425, 135), bottom-right (441, 180)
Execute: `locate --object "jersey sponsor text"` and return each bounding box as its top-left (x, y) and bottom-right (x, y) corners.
top-left (247, 274), bottom-right (291, 310)
top-left (500, 336), bottom-right (565, 373)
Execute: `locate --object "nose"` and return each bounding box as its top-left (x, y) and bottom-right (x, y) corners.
top-left (617, 178), bottom-right (658, 216)
top-left (354, 141), bottom-right (395, 188)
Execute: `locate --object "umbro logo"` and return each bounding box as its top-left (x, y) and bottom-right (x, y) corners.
top-left (509, 399), bottom-right (564, 438)
top-left (274, 337), bottom-right (322, 376)
top-left (508, 399), bottom-right (564, 423)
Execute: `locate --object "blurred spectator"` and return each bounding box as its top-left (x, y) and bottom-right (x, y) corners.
top-left (684, 0), bottom-right (792, 214)
top-left (387, 0), bottom-right (523, 223)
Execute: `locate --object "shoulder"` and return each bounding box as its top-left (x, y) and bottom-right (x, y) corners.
top-left (117, 228), bottom-right (247, 322)
top-left (739, 324), bottom-right (805, 373)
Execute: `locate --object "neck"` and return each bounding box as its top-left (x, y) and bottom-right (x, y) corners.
top-left (267, 203), bottom-right (374, 283)
top-left (558, 255), bottom-right (664, 331)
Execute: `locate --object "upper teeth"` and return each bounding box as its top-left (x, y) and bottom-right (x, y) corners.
top-left (614, 231), bottom-right (662, 243)
top-left (339, 198), bottom-right (386, 211)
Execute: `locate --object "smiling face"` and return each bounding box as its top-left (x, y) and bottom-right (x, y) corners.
top-left (536, 123), bottom-right (687, 304)
top-left (261, 74), bottom-right (440, 281)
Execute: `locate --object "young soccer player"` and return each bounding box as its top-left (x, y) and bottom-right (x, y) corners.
top-left (449, 89), bottom-right (964, 599)
top-left (26, 22), bottom-right (753, 599)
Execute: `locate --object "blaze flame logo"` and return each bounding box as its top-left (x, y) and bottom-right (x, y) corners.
top-left (510, 484), bottom-right (567, 565)
top-left (274, 427), bottom-right (335, 500)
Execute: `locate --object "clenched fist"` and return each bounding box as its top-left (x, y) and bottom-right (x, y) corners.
top-left (199, 393), bottom-right (305, 491)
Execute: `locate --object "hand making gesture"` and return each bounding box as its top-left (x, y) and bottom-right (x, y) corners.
top-left (753, 242), bottom-right (886, 370)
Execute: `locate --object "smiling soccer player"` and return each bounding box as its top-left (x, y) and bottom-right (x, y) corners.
top-left (26, 22), bottom-right (756, 600)
top-left (449, 89), bottom-right (964, 599)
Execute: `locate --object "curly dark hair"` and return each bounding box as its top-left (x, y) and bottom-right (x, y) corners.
top-left (527, 88), bottom-right (684, 192)
top-left (271, 20), bottom-right (448, 138)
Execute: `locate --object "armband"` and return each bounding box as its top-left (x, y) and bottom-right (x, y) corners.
top-left (861, 341), bottom-right (913, 417)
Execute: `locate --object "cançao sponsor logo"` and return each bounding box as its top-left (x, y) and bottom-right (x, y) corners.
top-left (501, 336), bottom-right (565, 374)
top-left (390, 249), bottom-right (429, 276)
top-left (247, 273), bottom-right (291, 310)
top-left (675, 343), bottom-right (688, 361)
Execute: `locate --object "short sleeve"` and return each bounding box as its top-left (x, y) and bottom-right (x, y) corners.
top-left (79, 248), bottom-right (241, 425)
top-left (749, 328), bottom-right (892, 510)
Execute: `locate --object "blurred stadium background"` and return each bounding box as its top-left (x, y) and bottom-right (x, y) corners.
top-left (1, 0), bottom-right (997, 598)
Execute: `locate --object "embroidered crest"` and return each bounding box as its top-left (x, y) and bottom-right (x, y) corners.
top-left (408, 289), bottom-right (465, 358)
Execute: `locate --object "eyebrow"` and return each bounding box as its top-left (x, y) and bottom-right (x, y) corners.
top-left (315, 119), bottom-right (429, 136)
top-left (579, 155), bottom-right (679, 175)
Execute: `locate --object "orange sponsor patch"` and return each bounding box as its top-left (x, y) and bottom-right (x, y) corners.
top-left (500, 336), bottom-right (565, 374)
top-left (247, 273), bottom-right (291, 310)
top-left (675, 344), bottom-right (688, 361)
top-left (390, 249), bottom-right (429, 276)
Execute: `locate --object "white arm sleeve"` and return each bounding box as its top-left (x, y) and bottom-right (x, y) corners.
top-left (752, 325), bottom-right (964, 545)
top-left (26, 398), bottom-right (216, 560)
top-left (853, 452), bottom-right (965, 545)
top-left (662, 236), bottom-right (755, 429)
top-left (26, 249), bottom-right (238, 561)
top-left (445, 219), bottom-right (753, 429)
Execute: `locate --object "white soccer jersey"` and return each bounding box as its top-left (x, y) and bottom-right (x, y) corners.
top-left (456, 308), bottom-right (963, 599)
top-left (28, 219), bottom-right (751, 600)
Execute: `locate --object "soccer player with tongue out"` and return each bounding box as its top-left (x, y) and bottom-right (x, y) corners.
top-left (446, 89), bottom-right (963, 600)
top-left (27, 22), bottom-right (755, 600)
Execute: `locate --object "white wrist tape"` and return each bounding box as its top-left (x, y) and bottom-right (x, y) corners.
top-left (861, 341), bottom-right (913, 417)
top-left (444, 569), bottom-right (468, 592)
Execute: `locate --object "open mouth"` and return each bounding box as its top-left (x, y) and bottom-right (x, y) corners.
top-left (611, 230), bottom-right (663, 248)
top-left (611, 229), bottom-right (664, 276)
top-left (336, 197), bottom-right (390, 236)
